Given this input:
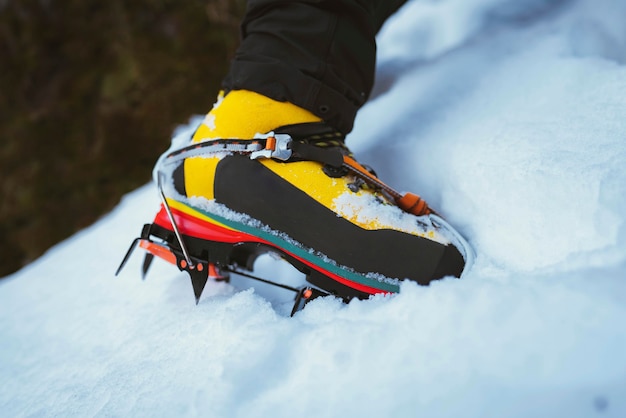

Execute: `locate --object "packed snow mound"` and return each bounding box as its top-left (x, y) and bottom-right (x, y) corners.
top-left (354, 0), bottom-right (626, 274)
top-left (2, 0), bottom-right (626, 417)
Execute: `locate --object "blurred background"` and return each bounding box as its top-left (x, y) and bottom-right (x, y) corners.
top-left (0, 0), bottom-right (246, 277)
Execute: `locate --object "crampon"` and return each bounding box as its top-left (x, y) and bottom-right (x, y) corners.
top-left (116, 130), bottom-right (474, 316)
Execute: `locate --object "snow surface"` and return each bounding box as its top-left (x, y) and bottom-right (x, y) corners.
top-left (2, 0), bottom-right (626, 416)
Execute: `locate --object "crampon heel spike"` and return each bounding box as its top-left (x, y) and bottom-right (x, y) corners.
top-left (142, 253), bottom-right (154, 279)
top-left (115, 238), bottom-right (140, 276)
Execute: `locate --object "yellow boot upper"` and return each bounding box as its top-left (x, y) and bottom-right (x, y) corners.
top-left (183, 90), bottom-right (440, 241)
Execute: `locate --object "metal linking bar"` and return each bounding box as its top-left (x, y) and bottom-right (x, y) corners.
top-left (157, 173), bottom-right (195, 268)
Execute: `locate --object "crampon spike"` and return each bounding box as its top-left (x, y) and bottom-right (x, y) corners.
top-left (115, 238), bottom-right (140, 276)
top-left (186, 262), bottom-right (209, 304)
top-left (290, 287), bottom-right (327, 316)
top-left (141, 253), bottom-right (154, 279)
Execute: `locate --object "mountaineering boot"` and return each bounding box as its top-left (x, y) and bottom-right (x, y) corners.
top-left (145, 90), bottom-right (472, 300)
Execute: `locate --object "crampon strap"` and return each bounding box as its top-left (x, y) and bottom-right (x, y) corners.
top-left (161, 132), bottom-right (433, 216)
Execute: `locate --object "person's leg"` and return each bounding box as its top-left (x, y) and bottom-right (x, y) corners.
top-left (222, 0), bottom-right (408, 134)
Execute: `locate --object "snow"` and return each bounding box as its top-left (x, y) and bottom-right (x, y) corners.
top-left (332, 192), bottom-right (451, 245)
top-left (2, 0), bottom-right (626, 416)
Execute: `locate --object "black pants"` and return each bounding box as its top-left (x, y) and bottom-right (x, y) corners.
top-left (222, 0), bottom-right (408, 135)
